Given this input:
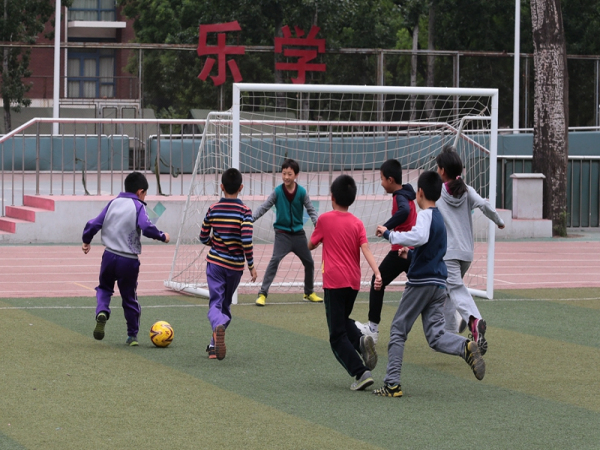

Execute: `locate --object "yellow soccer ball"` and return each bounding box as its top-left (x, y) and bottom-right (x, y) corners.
top-left (150, 321), bottom-right (174, 348)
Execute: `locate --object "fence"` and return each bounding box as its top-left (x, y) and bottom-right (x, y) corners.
top-left (1, 117), bottom-right (600, 229)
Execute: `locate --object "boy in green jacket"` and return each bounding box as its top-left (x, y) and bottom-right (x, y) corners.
top-left (253, 159), bottom-right (322, 306)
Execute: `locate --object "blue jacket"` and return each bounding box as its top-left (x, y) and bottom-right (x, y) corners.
top-left (384, 207), bottom-right (447, 287)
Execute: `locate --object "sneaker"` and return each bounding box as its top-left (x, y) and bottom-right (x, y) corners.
top-left (359, 335), bottom-right (377, 370)
top-left (463, 340), bottom-right (485, 380)
top-left (255, 294), bottom-right (266, 307)
top-left (350, 370), bottom-right (374, 391)
top-left (355, 320), bottom-right (379, 344)
top-left (458, 317), bottom-right (468, 334)
top-left (469, 318), bottom-right (488, 356)
top-left (126, 336), bottom-right (138, 346)
top-left (303, 292), bottom-right (323, 303)
top-left (93, 312), bottom-right (107, 340)
top-left (206, 345), bottom-right (216, 359)
top-left (213, 325), bottom-right (226, 360)
top-left (373, 384), bottom-right (403, 397)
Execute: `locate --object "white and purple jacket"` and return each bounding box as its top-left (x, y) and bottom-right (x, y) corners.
top-left (82, 192), bottom-right (167, 259)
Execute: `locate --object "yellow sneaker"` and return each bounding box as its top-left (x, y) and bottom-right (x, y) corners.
top-left (255, 294), bottom-right (266, 306)
top-left (303, 292), bottom-right (323, 303)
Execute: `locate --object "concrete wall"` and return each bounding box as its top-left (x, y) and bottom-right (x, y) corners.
top-left (0, 194), bottom-right (549, 245)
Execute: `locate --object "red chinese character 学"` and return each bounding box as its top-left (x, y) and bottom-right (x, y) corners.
top-left (275, 25), bottom-right (326, 84)
top-left (197, 21), bottom-right (245, 86)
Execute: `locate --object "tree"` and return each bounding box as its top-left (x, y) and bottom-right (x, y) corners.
top-left (0, 0), bottom-right (65, 132)
top-left (118, 0), bottom-right (402, 115)
top-left (530, 0), bottom-right (569, 236)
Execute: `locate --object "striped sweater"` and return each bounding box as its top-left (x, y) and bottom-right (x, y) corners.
top-left (199, 198), bottom-right (255, 271)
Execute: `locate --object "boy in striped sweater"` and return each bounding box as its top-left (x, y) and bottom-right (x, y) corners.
top-left (200, 168), bottom-right (257, 360)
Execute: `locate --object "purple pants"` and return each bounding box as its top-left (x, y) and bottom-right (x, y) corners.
top-left (206, 262), bottom-right (242, 346)
top-left (96, 250), bottom-right (141, 337)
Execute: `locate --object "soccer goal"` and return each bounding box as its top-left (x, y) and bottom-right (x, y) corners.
top-left (165, 83), bottom-right (499, 300)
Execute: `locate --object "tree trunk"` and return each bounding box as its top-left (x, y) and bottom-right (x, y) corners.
top-left (425, 3), bottom-right (435, 118)
top-left (530, 0), bottom-right (569, 236)
top-left (410, 23), bottom-right (419, 121)
top-left (2, 0), bottom-right (11, 132)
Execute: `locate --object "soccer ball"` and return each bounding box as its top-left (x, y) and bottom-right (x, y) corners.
top-left (150, 321), bottom-right (174, 347)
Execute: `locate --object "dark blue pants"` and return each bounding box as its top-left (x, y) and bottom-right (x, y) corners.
top-left (96, 250), bottom-right (141, 337)
top-left (324, 288), bottom-right (367, 378)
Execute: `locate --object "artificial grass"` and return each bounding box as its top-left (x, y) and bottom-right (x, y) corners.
top-left (2, 289), bottom-right (600, 449)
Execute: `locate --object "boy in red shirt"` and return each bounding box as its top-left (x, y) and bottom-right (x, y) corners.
top-left (309, 175), bottom-right (383, 391)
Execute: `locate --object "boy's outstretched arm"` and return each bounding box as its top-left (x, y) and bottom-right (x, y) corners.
top-left (360, 243), bottom-right (382, 290)
top-left (376, 211), bottom-right (431, 248)
top-left (138, 206), bottom-right (169, 242)
top-left (252, 191), bottom-right (277, 222)
top-left (304, 194), bottom-right (319, 226)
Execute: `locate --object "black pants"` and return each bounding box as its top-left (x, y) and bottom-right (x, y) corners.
top-left (368, 250), bottom-right (411, 324)
top-left (324, 287), bottom-right (367, 378)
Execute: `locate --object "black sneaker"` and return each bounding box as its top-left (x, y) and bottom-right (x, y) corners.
top-left (359, 335), bottom-right (377, 370)
top-left (126, 336), bottom-right (138, 346)
top-left (373, 384), bottom-right (403, 397)
top-left (206, 345), bottom-right (217, 359)
top-left (93, 312), bottom-right (107, 340)
top-left (463, 340), bottom-right (485, 380)
top-left (468, 318), bottom-right (488, 356)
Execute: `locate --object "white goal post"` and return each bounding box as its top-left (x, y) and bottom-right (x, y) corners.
top-left (165, 83), bottom-right (499, 300)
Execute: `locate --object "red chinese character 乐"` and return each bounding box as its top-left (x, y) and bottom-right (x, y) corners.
top-left (197, 21), bottom-right (245, 86)
top-left (275, 25), bottom-right (326, 84)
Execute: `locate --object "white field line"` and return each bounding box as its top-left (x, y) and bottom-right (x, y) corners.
top-left (2, 297), bottom-right (600, 311)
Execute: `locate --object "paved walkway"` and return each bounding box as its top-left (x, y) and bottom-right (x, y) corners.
top-left (1, 232), bottom-right (599, 298)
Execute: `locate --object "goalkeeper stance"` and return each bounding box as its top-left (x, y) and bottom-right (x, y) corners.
top-left (253, 158), bottom-right (322, 306)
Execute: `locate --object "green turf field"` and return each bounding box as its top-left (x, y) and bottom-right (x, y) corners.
top-left (2, 288), bottom-right (600, 449)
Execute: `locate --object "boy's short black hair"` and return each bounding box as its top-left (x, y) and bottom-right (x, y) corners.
top-left (124, 171), bottom-right (149, 193)
top-left (330, 174), bottom-right (357, 207)
top-left (418, 171), bottom-right (443, 202)
top-left (380, 159), bottom-right (402, 185)
top-left (222, 168), bottom-right (243, 194)
top-left (281, 158), bottom-right (300, 174)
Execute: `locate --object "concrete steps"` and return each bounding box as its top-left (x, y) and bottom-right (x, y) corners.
top-left (0, 195), bottom-right (55, 234)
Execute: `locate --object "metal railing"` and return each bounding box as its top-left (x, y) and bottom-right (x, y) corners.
top-left (2, 118), bottom-right (599, 228)
top-left (498, 155), bottom-right (600, 228)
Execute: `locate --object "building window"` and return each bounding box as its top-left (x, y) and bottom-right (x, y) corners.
top-left (67, 49), bottom-right (115, 98)
top-left (69, 0), bottom-right (116, 22)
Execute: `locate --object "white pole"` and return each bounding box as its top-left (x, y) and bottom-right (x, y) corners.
top-left (513, 0), bottom-right (520, 133)
top-left (52, 0), bottom-right (61, 135)
top-left (487, 91), bottom-right (499, 299)
top-left (231, 84), bottom-right (241, 305)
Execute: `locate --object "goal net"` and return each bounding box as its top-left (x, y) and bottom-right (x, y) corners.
top-left (165, 84), bottom-right (499, 300)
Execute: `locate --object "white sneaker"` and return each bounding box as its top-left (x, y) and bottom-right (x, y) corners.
top-left (355, 320), bottom-right (379, 344)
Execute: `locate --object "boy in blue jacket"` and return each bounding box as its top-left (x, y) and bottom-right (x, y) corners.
top-left (253, 159), bottom-right (321, 306)
top-left (82, 172), bottom-right (170, 346)
top-left (373, 171), bottom-right (485, 397)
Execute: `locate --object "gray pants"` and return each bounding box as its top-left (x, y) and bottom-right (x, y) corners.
top-left (259, 230), bottom-right (314, 296)
top-left (442, 259), bottom-right (482, 333)
top-left (384, 284), bottom-right (467, 387)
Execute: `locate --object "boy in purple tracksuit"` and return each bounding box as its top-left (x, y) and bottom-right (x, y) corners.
top-left (82, 172), bottom-right (170, 346)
